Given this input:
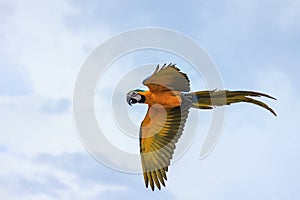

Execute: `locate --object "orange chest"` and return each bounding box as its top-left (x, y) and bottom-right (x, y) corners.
top-left (140, 91), bottom-right (182, 108)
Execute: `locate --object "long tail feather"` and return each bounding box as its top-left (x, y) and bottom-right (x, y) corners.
top-left (189, 90), bottom-right (277, 116)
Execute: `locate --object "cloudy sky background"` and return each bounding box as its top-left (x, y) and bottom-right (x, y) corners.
top-left (1, 0), bottom-right (300, 199)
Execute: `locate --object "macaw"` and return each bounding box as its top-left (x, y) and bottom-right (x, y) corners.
top-left (126, 63), bottom-right (276, 191)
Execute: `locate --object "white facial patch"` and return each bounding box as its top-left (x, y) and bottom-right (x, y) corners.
top-left (134, 93), bottom-right (142, 101)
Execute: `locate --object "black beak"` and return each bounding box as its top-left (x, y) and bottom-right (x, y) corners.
top-left (127, 96), bottom-right (137, 106)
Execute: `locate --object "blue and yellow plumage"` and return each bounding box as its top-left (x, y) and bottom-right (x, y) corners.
top-left (127, 63), bottom-right (276, 191)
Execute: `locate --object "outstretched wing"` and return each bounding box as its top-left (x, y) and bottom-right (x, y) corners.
top-left (140, 102), bottom-right (190, 191)
top-left (143, 63), bottom-right (190, 93)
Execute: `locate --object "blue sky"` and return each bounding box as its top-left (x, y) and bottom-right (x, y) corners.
top-left (0, 0), bottom-right (300, 199)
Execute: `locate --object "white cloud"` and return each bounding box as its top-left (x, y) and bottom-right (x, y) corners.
top-left (0, 94), bottom-right (81, 155)
top-left (0, 0), bottom-right (111, 98)
top-left (166, 66), bottom-right (300, 199)
top-left (0, 0), bottom-right (299, 199)
top-left (0, 0), bottom-right (111, 155)
top-left (0, 151), bottom-right (127, 200)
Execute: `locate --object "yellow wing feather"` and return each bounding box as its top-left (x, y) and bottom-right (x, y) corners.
top-left (140, 103), bottom-right (190, 190)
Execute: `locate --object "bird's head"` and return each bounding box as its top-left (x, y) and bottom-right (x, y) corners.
top-left (126, 89), bottom-right (146, 106)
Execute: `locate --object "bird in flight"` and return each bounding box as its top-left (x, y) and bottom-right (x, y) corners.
top-left (126, 63), bottom-right (276, 191)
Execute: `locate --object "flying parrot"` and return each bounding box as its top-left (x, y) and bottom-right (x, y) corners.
top-left (126, 63), bottom-right (276, 191)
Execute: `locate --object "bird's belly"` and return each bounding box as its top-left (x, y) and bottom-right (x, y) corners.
top-left (146, 92), bottom-right (182, 108)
